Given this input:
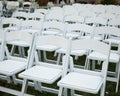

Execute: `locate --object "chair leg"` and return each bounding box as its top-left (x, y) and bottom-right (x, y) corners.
top-left (70, 89), bottom-right (74, 96)
top-left (18, 46), bottom-right (22, 57)
top-left (43, 51), bottom-right (47, 62)
top-left (21, 47), bottom-right (25, 57)
top-left (10, 45), bottom-right (16, 56)
top-left (37, 50), bottom-right (41, 61)
top-left (92, 60), bottom-right (95, 70)
top-left (75, 56), bottom-right (78, 60)
top-left (115, 63), bottom-right (120, 93)
top-left (100, 83), bottom-right (105, 96)
top-left (7, 76), bottom-right (11, 83)
top-left (12, 75), bottom-right (18, 85)
top-left (63, 88), bottom-right (67, 96)
top-left (21, 79), bottom-right (28, 96)
top-left (34, 81), bottom-right (42, 92)
top-left (85, 58), bottom-right (89, 69)
top-left (57, 53), bottom-right (61, 65)
top-left (58, 87), bottom-right (63, 96)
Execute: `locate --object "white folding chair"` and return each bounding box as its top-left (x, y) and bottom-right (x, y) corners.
top-left (0, 30), bottom-right (36, 96)
top-left (9, 19), bottom-right (44, 57)
top-left (58, 39), bottom-right (110, 96)
top-left (87, 26), bottom-right (120, 93)
top-left (19, 35), bottom-right (70, 95)
top-left (78, 23), bottom-right (95, 39)
top-left (56, 23), bottom-right (94, 66)
top-left (40, 21), bottom-right (66, 62)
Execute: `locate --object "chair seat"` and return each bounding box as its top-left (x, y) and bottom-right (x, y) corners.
top-left (88, 52), bottom-right (119, 63)
top-left (19, 65), bottom-right (62, 84)
top-left (0, 60), bottom-right (27, 76)
top-left (58, 72), bottom-right (103, 93)
top-left (36, 45), bottom-right (59, 52)
top-left (7, 40), bottom-right (30, 47)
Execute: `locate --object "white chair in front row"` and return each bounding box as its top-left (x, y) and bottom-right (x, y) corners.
top-left (87, 26), bottom-right (120, 93)
top-left (58, 39), bottom-right (110, 96)
top-left (19, 35), bottom-right (70, 95)
top-left (0, 30), bottom-right (35, 96)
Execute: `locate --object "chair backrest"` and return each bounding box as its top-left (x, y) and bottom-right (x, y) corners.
top-left (66, 23), bottom-right (94, 34)
top-left (85, 17), bottom-right (108, 26)
top-left (19, 20), bottom-right (30, 29)
top-left (104, 26), bottom-right (120, 38)
top-left (12, 11), bottom-right (28, 20)
top-left (108, 18), bottom-right (120, 28)
top-left (35, 8), bottom-right (48, 15)
top-left (28, 35), bottom-right (70, 69)
top-left (2, 17), bottom-right (21, 29)
top-left (67, 23), bottom-right (94, 39)
top-left (42, 21), bottom-right (65, 36)
top-left (45, 12), bottom-right (64, 22)
top-left (27, 20), bottom-right (43, 30)
top-left (70, 39), bottom-right (110, 76)
top-left (6, 30), bottom-right (33, 45)
top-left (94, 26), bottom-right (120, 40)
top-left (36, 35), bottom-right (69, 50)
top-left (64, 15), bottom-right (85, 24)
top-left (20, 20), bottom-right (43, 32)
top-left (5, 30), bottom-right (35, 60)
top-left (28, 13), bottom-right (45, 21)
